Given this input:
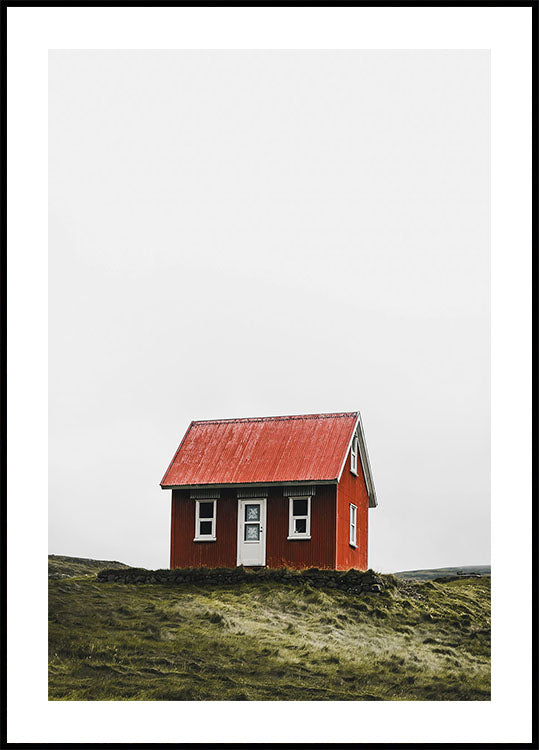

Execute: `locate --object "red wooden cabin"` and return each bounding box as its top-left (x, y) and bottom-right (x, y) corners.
top-left (160, 411), bottom-right (378, 570)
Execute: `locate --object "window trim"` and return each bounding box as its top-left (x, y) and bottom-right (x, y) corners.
top-left (193, 499), bottom-right (217, 542)
top-left (350, 434), bottom-right (358, 476)
top-left (287, 495), bottom-right (311, 540)
top-left (349, 503), bottom-right (357, 548)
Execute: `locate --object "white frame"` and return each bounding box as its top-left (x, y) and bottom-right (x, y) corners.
top-left (349, 503), bottom-right (357, 548)
top-left (5, 10), bottom-right (533, 747)
top-left (350, 434), bottom-right (358, 475)
top-left (236, 497), bottom-right (267, 566)
top-left (287, 495), bottom-right (311, 540)
top-left (193, 499), bottom-right (217, 541)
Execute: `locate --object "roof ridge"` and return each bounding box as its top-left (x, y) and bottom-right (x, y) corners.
top-left (191, 411), bottom-right (358, 426)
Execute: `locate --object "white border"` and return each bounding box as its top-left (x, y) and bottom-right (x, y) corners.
top-left (7, 6), bottom-right (533, 745)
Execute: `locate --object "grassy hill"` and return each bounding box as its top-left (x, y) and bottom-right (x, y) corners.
top-left (48, 556), bottom-right (490, 701)
top-left (394, 565), bottom-right (491, 581)
top-left (48, 554), bottom-right (130, 579)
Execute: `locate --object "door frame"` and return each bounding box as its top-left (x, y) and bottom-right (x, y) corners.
top-left (236, 497), bottom-right (267, 567)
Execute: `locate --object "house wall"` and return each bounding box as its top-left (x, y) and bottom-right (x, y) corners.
top-left (265, 484), bottom-right (336, 569)
top-left (170, 488), bottom-right (238, 568)
top-left (170, 484), bottom-right (337, 569)
top-left (335, 450), bottom-right (369, 570)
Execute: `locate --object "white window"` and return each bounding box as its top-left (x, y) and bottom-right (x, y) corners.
top-left (288, 496), bottom-right (311, 539)
top-left (194, 500), bottom-right (217, 541)
top-left (350, 435), bottom-right (358, 475)
top-left (349, 503), bottom-right (357, 547)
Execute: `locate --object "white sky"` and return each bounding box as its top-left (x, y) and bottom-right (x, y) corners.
top-left (49, 50), bottom-right (490, 573)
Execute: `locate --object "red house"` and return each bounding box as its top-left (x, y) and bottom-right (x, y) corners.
top-left (160, 411), bottom-right (378, 570)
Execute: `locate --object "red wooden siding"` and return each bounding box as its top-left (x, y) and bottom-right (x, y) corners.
top-left (265, 484), bottom-right (336, 570)
top-left (170, 484), bottom-right (337, 570)
top-left (335, 451), bottom-right (369, 570)
top-left (170, 489), bottom-right (237, 568)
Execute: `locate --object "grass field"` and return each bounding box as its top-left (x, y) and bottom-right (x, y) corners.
top-left (48, 556), bottom-right (490, 701)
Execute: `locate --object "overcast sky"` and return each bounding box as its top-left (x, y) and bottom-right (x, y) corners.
top-left (49, 50), bottom-right (490, 573)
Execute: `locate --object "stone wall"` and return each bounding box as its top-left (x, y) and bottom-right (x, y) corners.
top-left (96, 566), bottom-right (385, 594)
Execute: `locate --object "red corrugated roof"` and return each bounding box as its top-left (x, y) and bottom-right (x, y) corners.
top-left (160, 412), bottom-right (359, 488)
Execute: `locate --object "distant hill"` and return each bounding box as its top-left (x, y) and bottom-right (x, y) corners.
top-left (48, 554), bottom-right (130, 579)
top-left (394, 565), bottom-right (491, 581)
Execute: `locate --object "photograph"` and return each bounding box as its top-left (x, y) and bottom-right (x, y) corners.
top-left (48, 49), bottom-right (491, 702)
top-left (3, 3), bottom-right (535, 746)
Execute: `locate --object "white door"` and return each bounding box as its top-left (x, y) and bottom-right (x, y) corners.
top-left (237, 498), bottom-right (266, 566)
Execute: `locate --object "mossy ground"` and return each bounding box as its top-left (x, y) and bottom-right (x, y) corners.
top-left (48, 558), bottom-right (490, 701)
top-left (48, 554), bottom-right (130, 579)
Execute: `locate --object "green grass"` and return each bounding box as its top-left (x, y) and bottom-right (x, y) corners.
top-left (48, 556), bottom-right (490, 701)
top-left (48, 554), bottom-right (130, 580)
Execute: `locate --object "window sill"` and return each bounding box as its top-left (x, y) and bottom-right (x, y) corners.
top-left (193, 537), bottom-right (217, 542)
top-left (287, 535), bottom-right (311, 541)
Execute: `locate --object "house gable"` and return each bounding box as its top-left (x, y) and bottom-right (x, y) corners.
top-left (336, 413), bottom-right (378, 508)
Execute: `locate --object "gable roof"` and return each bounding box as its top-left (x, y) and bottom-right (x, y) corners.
top-left (160, 411), bottom-right (378, 507)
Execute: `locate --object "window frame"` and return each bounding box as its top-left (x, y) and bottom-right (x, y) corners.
top-left (349, 503), bottom-right (357, 548)
top-left (287, 495), bottom-right (311, 540)
top-left (243, 502), bottom-right (263, 543)
top-left (350, 434), bottom-right (358, 475)
top-left (193, 499), bottom-right (217, 542)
